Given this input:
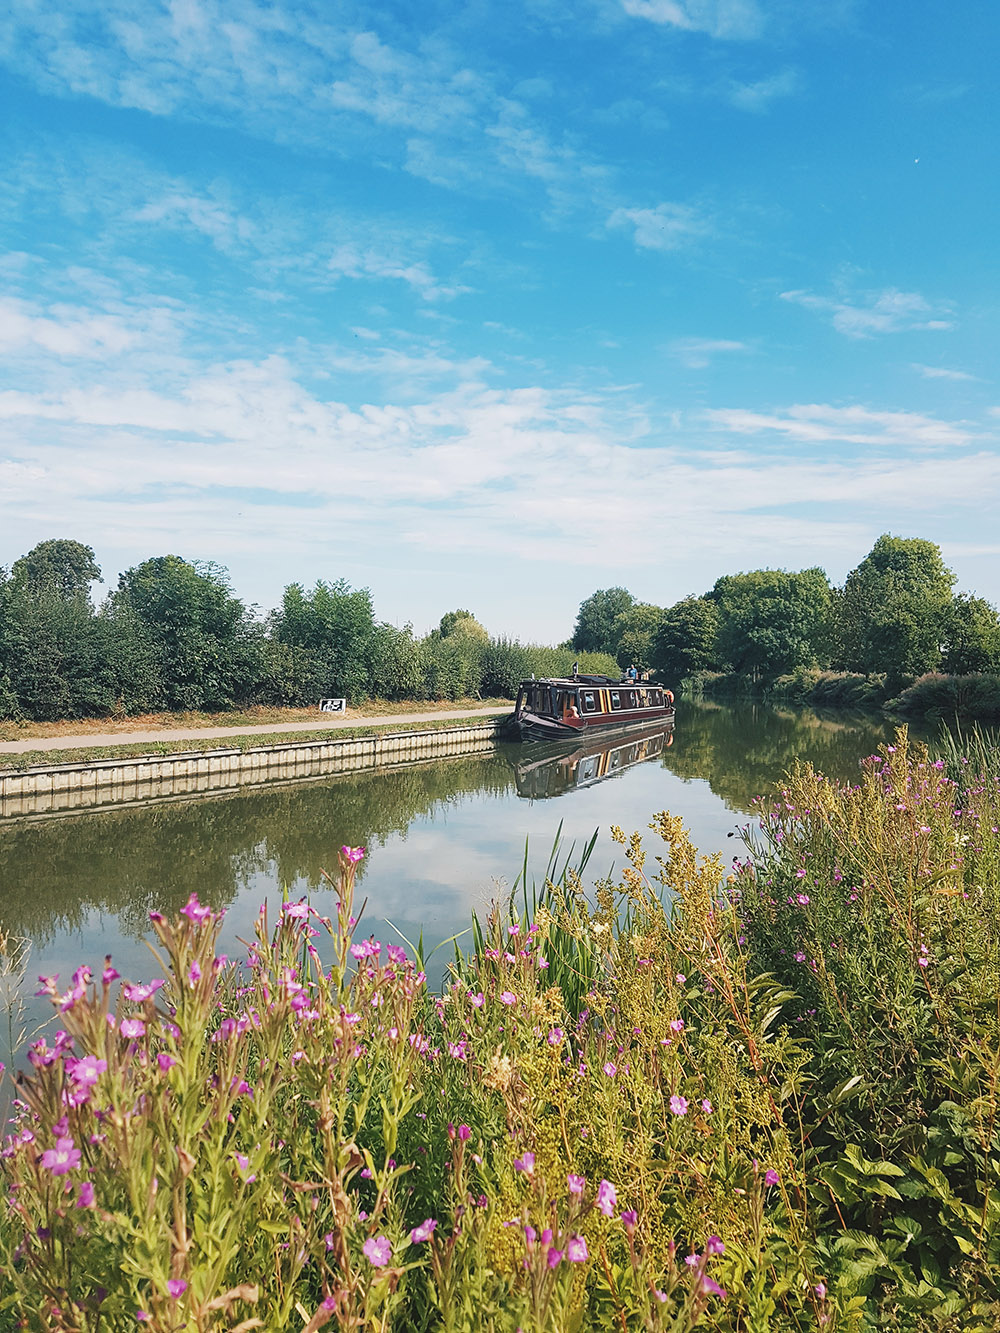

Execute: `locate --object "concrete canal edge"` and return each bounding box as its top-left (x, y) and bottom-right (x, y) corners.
top-left (0, 720), bottom-right (507, 821)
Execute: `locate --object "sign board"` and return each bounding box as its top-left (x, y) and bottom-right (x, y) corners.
top-left (318, 698), bottom-right (346, 713)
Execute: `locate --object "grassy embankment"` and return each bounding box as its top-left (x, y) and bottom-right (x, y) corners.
top-left (0, 699), bottom-right (514, 771)
top-left (2, 727), bottom-right (999, 1330)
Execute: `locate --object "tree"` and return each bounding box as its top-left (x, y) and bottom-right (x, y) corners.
top-left (613, 603), bottom-right (664, 673)
top-left (940, 593), bottom-right (1000, 675)
top-left (838, 535), bottom-right (955, 681)
top-left (273, 579), bottom-right (377, 703)
top-left (11, 539), bottom-right (101, 604)
top-left (571, 588), bottom-right (635, 655)
top-left (712, 568), bottom-right (832, 681)
top-left (436, 610), bottom-right (489, 642)
top-left (651, 597), bottom-right (721, 683)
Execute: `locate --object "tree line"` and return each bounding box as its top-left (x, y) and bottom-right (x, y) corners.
top-left (570, 534), bottom-right (1000, 692)
top-left (0, 540), bottom-right (619, 721)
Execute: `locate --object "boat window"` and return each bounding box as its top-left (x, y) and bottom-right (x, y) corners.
top-left (651, 690), bottom-right (662, 706)
top-left (581, 691), bottom-right (597, 713)
top-left (610, 691), bottom-right (621, 710)
top-left (625, 691), bottom-right (635, 709)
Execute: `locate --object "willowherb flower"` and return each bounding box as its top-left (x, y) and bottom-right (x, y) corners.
top-left (499, 991), bottom-right (517, 1006)
top-left (122, 981), bottom-right (165, 1003)
top-left (670, 1095), bottom-right (688, 1116)
top-left (166, 1280), bottom-right (188, 1299)
top-left (547, 1027), bottom-right (564, 1045)
top-left (701, 1275), bottom-right (727, 1299)
top-left (41, 1136), bottom-right (81, 1176)
top-left (603, 1061), bottom-right (617, 1078)
top-left (705, 1235), bottom-right (725, 1255)
top-left (596, 1179), bottom-right (617, 1216)
top-left (567, 1173), bottom-right (585, 1195)
top-left (764, 1169), bottom-right (779, 1187)
top-left (547, 1247), bottom-right (563, 1268)
top-left (363, 1236), bottom-right (392, 1267)
top-left (621, 1209), bottom-right (638, 1230)
top-left (120, 1018), bottom-right (146, 1040)
top-left (701, 1098), bottom-right (713, 1115)
top-left (457, 1124), bottom-right (471, 1141)
top-left (340, 846), bottom-right (366, 863)
top-left (567, 1235), bottom-right (588, 1263)
top-left (410, 1218), bottom-right (437, 1243)
top-left (669, 1018), bottom-right (684, 1032)
top-left (514, 1152), bottom-right (535, 1174)
top-left (180, 893), bottom-right (212, 924)
top-left (76, 1181), bottom-right (95, 1208)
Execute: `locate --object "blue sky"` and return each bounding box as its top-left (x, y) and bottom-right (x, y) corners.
top-left (1, 0), bottom-right (998, 640)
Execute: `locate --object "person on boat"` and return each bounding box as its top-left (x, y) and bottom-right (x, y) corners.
top-left (664, 689), bottom-right (674, 706)
top-left (562, 694), bottom-right (580, 722)
top-left (572, 660), bottom-right (579, 679)
top-left (627, 664), bottom-right (638, 682)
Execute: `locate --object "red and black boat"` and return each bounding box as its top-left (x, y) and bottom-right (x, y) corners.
top-left (505, 674), bottom-right (675, 743)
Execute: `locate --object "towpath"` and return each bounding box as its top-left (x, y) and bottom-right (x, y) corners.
top-left (0, 707), bottom-right (510, 755)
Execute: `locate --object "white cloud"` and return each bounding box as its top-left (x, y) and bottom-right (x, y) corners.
top-left (620, 0), bottom-right (765, 40)
top-left (706, 403), bottom-right (973, 448)
top-left (781, 286), bottom-right (953, 338)
top-left (913, 364), bottom-right (976, 382)
top-left (0, 297), bottom-right (137, 358)
top-left (670, 337), bottom-right (749, 368)
top-left (727, 67), bottom-right (800, 111)
top-left (607, 202), bottom-right (710, 251)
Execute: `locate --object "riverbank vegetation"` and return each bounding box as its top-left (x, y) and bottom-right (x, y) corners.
top-left (570, 535), bottom-right (1000, 724)
top-left (0, 541), bottom-right (616, 722)
top-left (2, 728), bottom-right (998, 1330)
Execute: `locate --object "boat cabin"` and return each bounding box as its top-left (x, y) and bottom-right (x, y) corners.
top-left (509, 674), bottom-right (674, 742)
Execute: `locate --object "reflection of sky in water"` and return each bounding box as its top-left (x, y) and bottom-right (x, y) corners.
top-left (3, 703), bottom-right (905, 1073)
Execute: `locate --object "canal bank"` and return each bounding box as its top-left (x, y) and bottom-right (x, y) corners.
top-left (0, 719), bottom-right (506, 820)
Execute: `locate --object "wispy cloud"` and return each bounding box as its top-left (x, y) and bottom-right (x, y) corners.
top-left (913, 364), bottom-right (977, 382)
top-left (706, 403), bottom-right (974, 449)
top-left (669, 337), bottom-right (749, 368)
top-left (619, 0), bottom-right (765, 40)
top-left (607, 202), bottom-right (711, 251)
top-left (780, 286), bottom-right (954, 338)
top-left (727, 67), bottom-right (800, 111)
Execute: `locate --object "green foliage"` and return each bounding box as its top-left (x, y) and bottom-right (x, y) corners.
top-left (711, 567), bottom-right (832, 682)
top-left (613, 603), bottom-right (664, 673)
top-left (652, 597), bottom-right (721, 684)
top-left (436, 610), bottom-right (489, 643)
top-left (887, 672), bottom-right (1000, 723)
top-left (940, 593), bottom-right (1000, 674)
top-left (10, 540), bottom-right (102, 605)
top-left (837, 534), bottom-right (955, 682)
top-left (571, 587), bottom-right (635, 656)
top-left (273, 579), bottom-right (376, 704)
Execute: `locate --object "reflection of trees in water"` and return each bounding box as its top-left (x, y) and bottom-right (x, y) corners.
top-left (0, 755), bottom-right (516, 944)
top-left (661, 700), bottom-right (909, 813)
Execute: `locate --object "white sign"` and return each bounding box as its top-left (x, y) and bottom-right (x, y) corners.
top-left (318, 698), bottom-right (346, 713)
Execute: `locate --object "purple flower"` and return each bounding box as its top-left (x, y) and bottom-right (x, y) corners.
top-left (547, 1247), bottom-right (563, 1268)
top-left (282, 900), bottom-right (310, 919)
top-left (468, 991), bottom-right (485, 1008)
top-left (547, 1027), bottom-right (564, 1045)
top-left (67, 1055), bottom-right (107, 1088)
top-left (120, 1018), bottom-right (146, 1040)
top-left (700, 1275), bottom-right (727, 1299)
top-left (621, 1209), bottom-right (638, 1230)
top-left (500, 991), bottom-right (517, 1006)
top-left (596, 1179), bottom-right (617, 1216)
top-left (764, 1169), bottom-right (779, 1187)
top-left (180, 893), bottom-right (212, 923)
top-left (157, 1053), bottom-right (177, 1072)
top-left (340, 846), bottom-right (366, 863)
top-left (669, 1095), bottom-right (688, 1117)
top-left (796, 894), bottom-right (810, 906)
top-left (187, 961), bottom-right (202, 985)
top-left (514, 1152), bottom-right (535, 1174)
top-left (567, 1173), bottom-right (585, 1195)
top-left (457, 1124), bottom-right (471, 1141)
top-left (705, 1235), bottom-right (725, 1256)
top-left (410, 1218), bottom-right (437, 1243)
top-left (701, 1099), bottom-right (713, 1115)
top-left (603, 1061), bottom-right (617, 1078)
top-left (40, 1136), bottom-right (81, 1175)
top-left (363, 1236), bottom-right (392, 1267)
top-left (567, 1235), bottom-right (588, 1263)
top-left (669, 1018), bottom-right (684, 1032)
top-left (122, 981), bottom-right (165, 1003)
top-left (166, 1279), bottom-right (188, 1299)
top-left (76, 1181), bottom-right (95, 1209)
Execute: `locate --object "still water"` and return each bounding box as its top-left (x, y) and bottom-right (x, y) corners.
top-left (0, 701), bottom-right (921, 1035)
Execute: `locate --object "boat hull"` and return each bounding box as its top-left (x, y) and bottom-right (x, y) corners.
top-left (509, 707), bottom-right (675, 744)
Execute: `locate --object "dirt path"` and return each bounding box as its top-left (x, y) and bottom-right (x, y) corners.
top-left (0, 707), bottom-right (511, 755)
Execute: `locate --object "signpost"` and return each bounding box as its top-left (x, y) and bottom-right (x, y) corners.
top-left (318, 698), bottom-right (346, 713)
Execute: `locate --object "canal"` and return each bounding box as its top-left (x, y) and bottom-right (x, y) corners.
top-left (0, 699), bottom-right (923, 1060)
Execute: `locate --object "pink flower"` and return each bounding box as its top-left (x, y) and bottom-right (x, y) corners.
top-left (764, 1169), bottom-right (779, 1187)
top-left (596, 1179), bottom-right (617, 1216)
top-left (701, 1275), bottom-right (727, 1299)
top-left (669, 1018), bottom-right (684, 1032)
top-left (499, 991), bottom-right (517, 1006)
top-left (136, 1312), bottom-right (150, 1323)
top-left (120, 1018), bottom-right (146, 1039)
top-left (166, 1280), bottom-right (188, 1299)
top-left (669, 1095), bottom-right (688, 1117)
top-left (180, 893), bottom-right (212, 923)
top-left (621, 1209), bottom-right (638, 1230)
top-left (547, 1247), bottom-right (563, 1268)
top-left (157, 1053), bottom-right (177, 1072)
top-left (457, 1124), bottom-right (471, 1141)
top-left (547, 1027), bottom-right (564, 1045)
top-left (514, 1152), bottom-right (535, 1174)
top-left (187, 961), bottom-right (202, 985)
top-left (282, 900), bottom-right (310, 919)
top-left (340, 846), bottom-right (366, 863)
top-left (567, 1235), bottom-right (588, 1263)
top-left (796, 894), bottom-right (810, 906)
top-left (469, 991), bottom-right (485, 1008)
top-left (122, 981), bottom-right (164, 1003)
top-left (67, 1055), bottom-right (107, 1088)
top-left (603, 1061), bottom-right (617, 1078)
top-left (675, 973), bottom-right (686, 984)
top-left (410, 1218), bottom-right (437, 1243)
top-left (701, 1098), bottom-right (713, 1115)
top-left (706, 1235), bottom-right (725, 1256)
top-left (41, 1136), bottom-right (81, 1175)
top-left (567, 1174), bottom-right (585, 1195)
top-left (76, 1181), bottom-right (95, 1208)
top-left (363, 1236), bottom-right (391, 1267)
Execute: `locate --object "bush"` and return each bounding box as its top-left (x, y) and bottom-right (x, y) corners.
top-left (887, 672), bottom-right (1000, 723)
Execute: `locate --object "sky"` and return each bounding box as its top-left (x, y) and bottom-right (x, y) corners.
top-left (1, 0), bottom-right (998, 641)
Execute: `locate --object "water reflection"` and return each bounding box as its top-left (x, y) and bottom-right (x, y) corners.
top-left (0, 701), bottom-right (919, 1049)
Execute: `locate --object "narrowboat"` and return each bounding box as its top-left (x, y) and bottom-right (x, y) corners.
top-left (505, 674), bottom-right (675, 743)
top-left (514, 720), bottom-right (674, 799)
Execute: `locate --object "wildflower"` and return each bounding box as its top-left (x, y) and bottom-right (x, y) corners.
top-left (363, 1236), bottom-right (392, 1267)
top-left (670, 1095), bottom-right (688, 1117)
top-left (457, 1124), bottom-right (471, 1141)
top-left (180, 893), bottom-right (212, 923)
top-left (120, 1018), bottom-right (146, 1039)
top-left (547, 1027), bottom-right (564, 1045)
top-left (524, 1224), bottom-right (536, 1246)
top-left (67, 1055), bottom-right (107, 1088)
top-left (102, 963), bottom-right (120, 985)
top-left (547, 1247), bottom-right (563, 1268)
top-left (282, 900), bottom-right (310, 919)
top-left (669, 1018), bottom-right (684, 1032)
top-left (596, 1179), bottom-right (617, 1215)
top-left (621, 1209), bottom-right (638, 1230)
top-left (514, 1152), bottom-right (535, 1174)
top-left (567, 1174), bottom-right (585, 1195)
top-left (706, 1235), bottom-right (725, 1255)
top-left (509, 923), bottom-right (520, 936)
top-left (122, 981), bottom-right (165, 1003)
top-left (700, 1275), bottom-right (727, 1299)
top-left (567, 1235), bottom-right (588, 1263)
top-left (794, 951), bottom-right (806, 963)
top-left (500, 991), bottom-right (517, 1006)
top-left (340, 846), bottom-right (366, 863)
top-left (764, 1169), bottom-right (779, 1187)
top-left (410, 1218), bottom-right (437, 1243)
top-left (136, 1312), bottom-right (150, 1322)
top-left (675, 973), bottom-right (686, 984)
top-left (603, 1061), bottom-right (617, 1078)
top-left (795, 868), bottom-right (807, 878)
top-left (157, 1053), bottom-right (177, 1072)
top-left (796, 894), bottom-right (810, 906)
top-left (76, 1181), bottom-right (95, 1208)
top-left (701, 1098), bottom-right (713, 1115)
top-left (166, 1280), bottom-right (188, 1299)
top-left (187, 961), bottom-right (202, 985)
top-left (815, 1282), bottom-right (827, 1298)
top-left (469, 991), bottom-right (485, 1008)
top-left (41, 1137), bottom-right (81, 1175)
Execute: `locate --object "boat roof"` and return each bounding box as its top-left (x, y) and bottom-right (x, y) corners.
top-left (519, 675), bottom-right (662, 687)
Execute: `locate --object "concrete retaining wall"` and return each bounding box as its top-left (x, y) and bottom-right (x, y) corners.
top-left (0, 722), bottom-right (505, 820)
